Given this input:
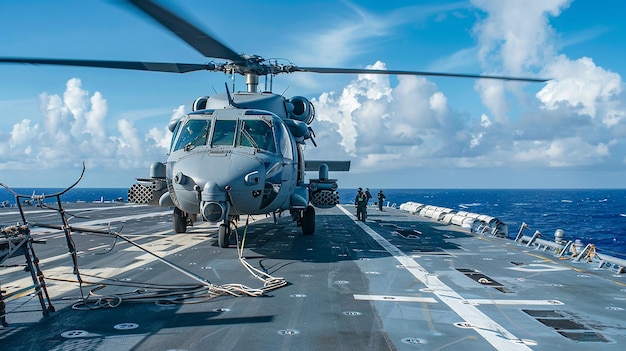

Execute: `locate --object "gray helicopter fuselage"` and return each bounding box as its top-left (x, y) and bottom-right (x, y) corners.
top-left (165, 105), bottom-right (300, 221)
top-left (127, 91), bottom-right (341, 238)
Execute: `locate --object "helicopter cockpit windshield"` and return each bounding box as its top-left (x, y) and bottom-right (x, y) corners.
top-left (170, 115), bottom-right (283, 155)
top-left (171, 119), bottom-right (211, 152)
top-left (238, 119), bottom-right (276, 153)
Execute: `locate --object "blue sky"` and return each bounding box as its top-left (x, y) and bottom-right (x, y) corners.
top-left (0, 0), bottom-right (625, 189)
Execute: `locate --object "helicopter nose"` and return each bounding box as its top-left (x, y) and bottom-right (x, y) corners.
top-left (201, 201), bottom-right (225, 222)
top-left (200, 181), bottom-right (228, 222)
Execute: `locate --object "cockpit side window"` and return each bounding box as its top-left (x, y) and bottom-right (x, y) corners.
top-left (211, 119), bottom-right (237, 147)
top-left (169, 120), bottom-right (181, 152)
top-left (277, 121), bottom-right (294, 160)
top-left (172, 119), bottom-right (211, 152)
top-left (238, 119), bottom-right (276, 153)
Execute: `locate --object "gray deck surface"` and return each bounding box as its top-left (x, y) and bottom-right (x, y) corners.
top-left (1, 203), bottom-right (625, 350)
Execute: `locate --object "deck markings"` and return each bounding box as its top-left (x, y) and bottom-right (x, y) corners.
top-left (464, 299), bottom-right (563, 305)
top-left (338, 205), bottom-right (534, 351)
top-left (353, 294), bottom-right (437, 303)
top-left (509, 263), bottom-right (569, 272)
top-left (1, 226), bottom-right (212, 299)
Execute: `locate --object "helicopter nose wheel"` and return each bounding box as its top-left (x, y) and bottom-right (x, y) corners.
top-left (218, 222), bottom-right (231, 248)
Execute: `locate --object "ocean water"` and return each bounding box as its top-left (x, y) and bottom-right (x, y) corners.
top-left (2, 187), bottom-right (625, 258)
top-left (342, 189), bottom-right (626, 259)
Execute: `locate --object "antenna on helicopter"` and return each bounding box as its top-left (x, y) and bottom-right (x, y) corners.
top-left (224, 83), bottom-right (243, 108)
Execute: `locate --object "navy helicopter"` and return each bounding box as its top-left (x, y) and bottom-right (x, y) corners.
top-left (0, 0), bottom-right (546, 248)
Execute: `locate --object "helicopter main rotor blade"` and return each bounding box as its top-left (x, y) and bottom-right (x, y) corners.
top-left (126, 0), bottom-right (245, 64)
top-left (0, 57), bottom-right (213, 73)
top-left (294, 66), bottom-right (548, 82)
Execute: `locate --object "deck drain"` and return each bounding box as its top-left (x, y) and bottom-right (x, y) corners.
top-left (401, 337), bottom-right (425, 345)
top-left (605, 306), bottom-right (624, 311)
top-left (290, 294), bottom-right (307, 298)
top-left (365, 271), bottom-right (380, 275)
top-left (419, 288), bottom-right (434, 293)
top-left (114, 323), bottom-right (139, 330)
top-left (453, 322), bottom-right (473, 329)
top-left (200, 266), bottom-right (211, 270)
top-left (61, 330), bottom-right (89, 338)
top-left (334, 280), bottom-right (350, 285)
top-left (212, 308), bottom-right (230, 312)
top-left (277, 329), bottom-right (300, 335)
top-left (343, 311), bottom-right (362, 316)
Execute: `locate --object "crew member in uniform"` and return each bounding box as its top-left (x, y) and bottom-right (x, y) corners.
top-left (355, 188), bottom-right (368, 222)
top-left (377, 190), bottom-right (386, 211)
top-left (365, 188), bottom-right (372, 204)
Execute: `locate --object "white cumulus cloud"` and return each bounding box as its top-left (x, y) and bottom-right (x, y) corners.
top-left (308, 0), bottom-right (626, 178)
top-left (0, 78), bottom-right (171, 177)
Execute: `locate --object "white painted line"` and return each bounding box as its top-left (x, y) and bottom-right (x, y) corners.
top-left (464, 299), bottom-right (564, 306)
top-left (67, 210), bottom-right (172, 227)
top-left (508, 264), bottom-right (569, 272)
top-left (354, 294), bottom-right (437, 303)
top-left (337, 205), bottom-right (534, 351)
top-left (0, 204), bottom-right (150, 217)
top-left (87, 245), bottom-right (111, 251)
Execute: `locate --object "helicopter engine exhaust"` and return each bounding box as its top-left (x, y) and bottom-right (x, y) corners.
top-left (287, 96), bottom-right (315, 124)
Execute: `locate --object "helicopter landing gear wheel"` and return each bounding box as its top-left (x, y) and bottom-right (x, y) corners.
top-left (218, 223), bottom-right (230, 248)
top-left (301, 205), bottom-right (315, 235)
top-left (173, 207), bottom-right (187, 233)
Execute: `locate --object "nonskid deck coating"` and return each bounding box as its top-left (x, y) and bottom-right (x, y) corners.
top-left (1, 203), bottom-right (625, 350)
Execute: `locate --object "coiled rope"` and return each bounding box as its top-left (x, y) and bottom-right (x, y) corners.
top-left (59, 216), bottom-right (286, 310)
